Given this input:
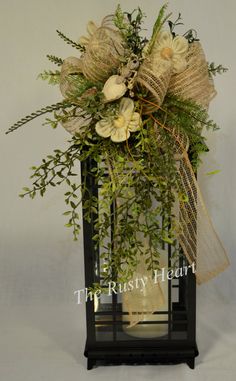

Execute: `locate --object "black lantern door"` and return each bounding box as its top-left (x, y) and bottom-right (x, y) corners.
top-left (81, 156), bottom-right (198, 370)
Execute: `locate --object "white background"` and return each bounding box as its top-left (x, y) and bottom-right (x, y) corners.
top-left (0, 0), bottom-right (236, 380)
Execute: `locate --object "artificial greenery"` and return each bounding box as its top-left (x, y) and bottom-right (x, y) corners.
top-left (147, 4), bottom-right (171, 55)
top-left (208, 62), bottom-right (228, 77)
top-left (46, 54), bottom-right (63, 66)
top-left (168, 13), bottom-right (183, 37)
top-left (114, 5), bottom-right (148, 57)
top-left (6, 102), bottom-right (72, 135)
top-left (38, 70), bottom-right (61, 85)
top-left (56, 29), bottom-right (85, 52)
top-left (14, 92), bottom-right (219, 289)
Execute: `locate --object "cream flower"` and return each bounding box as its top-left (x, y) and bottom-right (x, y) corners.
top-left (95, 98), bottom-right (141, 143)
top-left (152, 30), bottom-right (188, 74)
top-left (102, 75), bottom-right (127, 102)
top-left (78, 21), bottom-right (98, 46)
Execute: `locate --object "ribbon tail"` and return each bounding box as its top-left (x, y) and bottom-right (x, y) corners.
top-left (177, 151), bottom-right (230, 284)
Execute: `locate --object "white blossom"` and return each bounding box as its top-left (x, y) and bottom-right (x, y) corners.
top-left (95, 98), bottom-right (141, 143)
top-left (152, 30), bottom-right (188, 74)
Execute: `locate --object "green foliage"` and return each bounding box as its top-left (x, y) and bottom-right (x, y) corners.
top-left (18, 106), bottom-right (185, 287)
top-left (46, 54), bottom-right (63, 66)
top-left (19, 137), bottom-right (85, 240)
top-left (64, 73), bottom-right (102, 100)
top-left (206, 169), bottom-right (221, 176)
top-left (208, 62), bottom-right (228, 77)
top-left (168, 13), bottom-right (183, 37)
top-left (38, 70), bottom-right (61, 85)
top-left (56, 29), bottom-right (85, 52)
top-left (43, 116), bottom-right (60, 129)
top-left (5, 102), bottom-right (73, 134)
top-left (183, 29), bottom-right (199, 43)
top-left (114, 5), bottom-right (148, 56)
top-left (168, 13), bottom-right (199, 43)
top-left (155, 95), bottom-right (219, 170)
top-left (43, 109), bottom-right (71, 129)
top-left (147, 4), bottom-right (172, 55)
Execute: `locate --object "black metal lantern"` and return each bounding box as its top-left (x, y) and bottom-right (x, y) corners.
top-left (81, 156), bottom-right (198, 370)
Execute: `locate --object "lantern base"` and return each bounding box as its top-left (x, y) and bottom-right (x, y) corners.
top-left (84, 343), bottom-right (199, 370)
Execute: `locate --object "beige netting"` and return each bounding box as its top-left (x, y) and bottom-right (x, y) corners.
top-left (136, 41), bottom-right (216, 114)
top-left (135, 39), bottom-right (230, 286)
top-left (120, 117), bottom-right (229, 328)
top-left (121, 39), bottom-right (229, 328)
top-left (168, 42), bottom-right (217, 108)
top-left (153, 123), bottom-right (230, 285)
top-left (60, 56), bottom-right (83, 98)
top-left (79, 17), bottom-right (124, 83)
top-left (81, 30), bottom-right (123, 82)
top-left (136, 60), bottom-right (172, 114)
top-left (60, 18), bottom-right (125, 97)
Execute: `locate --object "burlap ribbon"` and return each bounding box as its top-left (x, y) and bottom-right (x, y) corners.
top-left (119, 41), bottom-right (230, 328)
top-left (136, 41), bottom-right (230, 285)
top-left (60, 16), bottom-right (125, 99)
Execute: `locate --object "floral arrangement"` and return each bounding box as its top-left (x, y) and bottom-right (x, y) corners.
top-left (6, 4), bottom-right (229, 293)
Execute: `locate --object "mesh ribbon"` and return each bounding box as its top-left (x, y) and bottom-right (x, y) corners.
top-left (60, 18), bottom-right (125, 97)
top-left (135, 40), bottom-right (230, 283)
top-left (60, 56), bottom-right (82, 98)
top-left (154, 123), bottom-right (230, 285)
top-left (136, 59), bottom-right (172, 114)
top-left (168, 42), bottom-right (217, 108)
top-left (80, 21), bottom-right (124, 83)
top-left (122, 41), bottom-right (230, 328)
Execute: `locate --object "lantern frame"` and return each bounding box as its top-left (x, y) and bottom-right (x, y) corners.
top-left (81, 157), bottom-right (198, 370)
